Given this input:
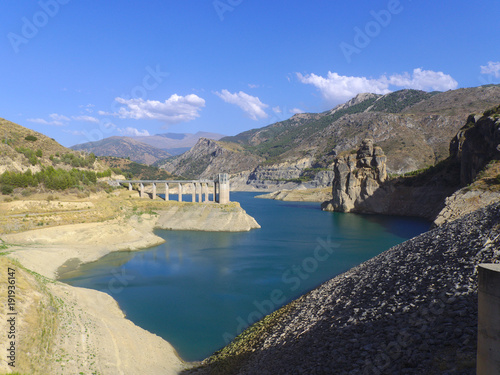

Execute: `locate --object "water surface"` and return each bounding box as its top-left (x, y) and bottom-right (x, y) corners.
top-left (60, 192), bottom-right (429, 361)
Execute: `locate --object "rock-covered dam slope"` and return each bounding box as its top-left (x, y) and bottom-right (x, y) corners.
top-left (195, 202), bottom-right (500, 374)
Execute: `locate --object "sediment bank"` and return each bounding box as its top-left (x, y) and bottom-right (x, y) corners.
top-left (0, 192), bottom-right (260, 374)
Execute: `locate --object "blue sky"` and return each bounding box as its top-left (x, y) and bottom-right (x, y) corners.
top-left (1, 0), bottom-right (499, 147)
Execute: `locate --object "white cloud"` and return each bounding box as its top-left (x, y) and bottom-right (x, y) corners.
top-left (79, 103), bottom-right (95, 113)
top-left (386, 68), bottom-right (458, 91)
top-left (27, 113), bottom-right (70, 126)
top-left (72, 115), bottom-right (99, 123)
top-left (272, 106), bottom-right (282, 114)
top-left (297, 68), bottom-right (458, 105)
top-left (480, 61), bottom-right (500, 78)
top-left (297, 71), bottom-right (391, 105)
top-left (63, 129), bottom-right (86, 136)
top-left (248, 83), bottom-right (260, 89)
top-left (118, 127), bottom-right (151, 137)
top-left (100, 94), bottom-right (206, 125)
top-left (49, 113), bottom-right (70, 122)
top-left (214, 89), bottom-right (269, 120)
top-left (290, 108), bottom-right (305, 114)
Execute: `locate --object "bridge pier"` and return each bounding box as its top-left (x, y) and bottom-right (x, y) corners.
top-left (140, 183), bottom-right (145, 198)
top-left (117, 178), bottom-right (228, 203)
top-left (202, 183), bottom-right (208, 202)
top-left (215, 173), bottom-right (230, 204)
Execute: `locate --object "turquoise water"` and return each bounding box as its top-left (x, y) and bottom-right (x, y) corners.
top-left (59, 192), bottom-right (429, 361)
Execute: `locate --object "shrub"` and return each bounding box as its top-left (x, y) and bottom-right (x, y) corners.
top-left (25, 135), bottom-right (38, 142)
top-left (1, 184), bottom-right (13, 195)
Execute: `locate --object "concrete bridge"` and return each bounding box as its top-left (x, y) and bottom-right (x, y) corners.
top-left (115, 173), bottom-right (230, 204)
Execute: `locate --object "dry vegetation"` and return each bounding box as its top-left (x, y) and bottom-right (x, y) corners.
top-left (465, 160), bottom-right (500, 192)
top-left (0, 257), bottom-right (59, 375)
top-left (0, 186), bottom-right (189, 235)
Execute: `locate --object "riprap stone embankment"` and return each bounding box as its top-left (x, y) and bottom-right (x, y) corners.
top-left (195, 202), bottom-right (500, 374)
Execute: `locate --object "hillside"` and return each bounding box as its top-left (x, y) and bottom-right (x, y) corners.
top-left (71, 131), bottom-right (226, 164)
top-left (0, 117), bottom-right (74, 174)
top-left (164, 85), bottom-right (500, 189)
top-left (134, 131), bottom-right (225, 155)
top-left (160, 138), bottom-right (264, 179)
top-left (320, 104), bottom-right (500, 221)
top-left (0, 117), bottom-right (175, 198)
top-left (71, 136), bottom-right (172, 165)
top-left (98, 156), bottom-right (178, 180)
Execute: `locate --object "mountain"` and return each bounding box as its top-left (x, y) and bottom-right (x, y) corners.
top-left (134, 131), bottom-right (225, 155)
top-left (160, 138), bottom-right (264, 179)
top-left (162, 85), bottom-right (500, 190)
top-left (0, 117), bottom-right (176, 194)
top-left (71, 136), bottom-right (172, 165)
top-left (71, 131), bottom-right (226, 165)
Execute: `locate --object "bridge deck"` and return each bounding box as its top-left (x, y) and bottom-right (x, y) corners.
top-left (116, 180), bottom-right (213, 184)
top-left (114, 175), bottom-right (229, 203)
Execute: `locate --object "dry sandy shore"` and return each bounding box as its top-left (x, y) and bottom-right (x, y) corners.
top-left (0, 196), bottom-right (260, 374)
top-left (255, 186), bottom-right (332, 202)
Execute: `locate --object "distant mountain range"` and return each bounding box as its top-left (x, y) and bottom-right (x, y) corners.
top-left (70, 85), bottom-right (500, 185)
top-left (158, 85), bottom-right (500, 190)
top-left (70, 131), bottom-right (225, 165)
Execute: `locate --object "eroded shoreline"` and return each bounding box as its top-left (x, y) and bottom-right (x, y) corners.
top-left (0, 191), bottom-right (260, 374)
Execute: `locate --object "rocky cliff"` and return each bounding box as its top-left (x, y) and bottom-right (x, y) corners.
top-left (450, 105), bottom-right (500, 185)
top-left (160, 138), bottom-right (263, 179)
top-left (322, 105), bottom-right (500, 220)
top-left (321, 139), bottom-right (456, 219)
top-left (321, 139), bottom-right (387, 213)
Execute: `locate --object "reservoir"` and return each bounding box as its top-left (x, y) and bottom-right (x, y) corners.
top-left (59, 192), bottom-right (430, 361)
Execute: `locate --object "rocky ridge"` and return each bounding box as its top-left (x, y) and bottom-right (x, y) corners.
top-left (192, 202), bottom-right (500, 375)
top-left (160, 138), bottom-right (263, 179)
top-left (322, 105), bottom-right (500, 221)
top-left (165, 86), bottom-right (500, 190)
top-left (71, 136), bottom-right (172, 165)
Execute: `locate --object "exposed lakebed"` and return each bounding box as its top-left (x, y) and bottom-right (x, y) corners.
top-left (59, 192), bottom-right (429, 361)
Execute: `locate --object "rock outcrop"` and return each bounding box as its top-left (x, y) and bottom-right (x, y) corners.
top-left (321, 139), bottom-right (387, 213)
top-left (450, 108), bottom-right (500, 185)
top-left (433, 188), bottom-right (500, 227)
top-left (161, 138), bottom-right (263, 179)
top-left (322, 106), bottom-right (500, 220)
top-left (193, 202), bottom-right (500, 375)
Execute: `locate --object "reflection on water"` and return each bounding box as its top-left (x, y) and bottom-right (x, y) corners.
top-left (60, 192), bottom-right (430, 361)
